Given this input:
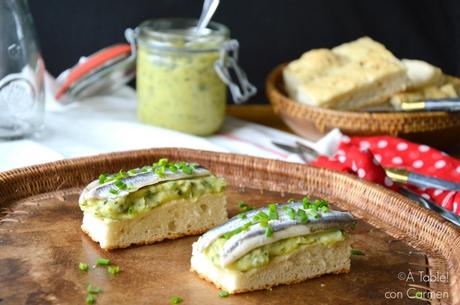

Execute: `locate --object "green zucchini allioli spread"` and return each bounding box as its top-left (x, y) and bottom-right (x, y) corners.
top-left (80, 175), bottom-right (226, 220)
top-left (205, 229), bottom-right (345, 272)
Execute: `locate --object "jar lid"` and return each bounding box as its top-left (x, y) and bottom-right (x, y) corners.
top-left (137, 18), bottom-right (229, 52)
top-left (55, 41), bottom-right (136, 104)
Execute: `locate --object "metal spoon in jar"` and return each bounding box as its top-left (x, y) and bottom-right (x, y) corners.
top-left (195, 0), bottom-right (220, 34)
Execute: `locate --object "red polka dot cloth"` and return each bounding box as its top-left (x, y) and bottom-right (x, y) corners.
top-left (312, 135), bottom-right (460, 215)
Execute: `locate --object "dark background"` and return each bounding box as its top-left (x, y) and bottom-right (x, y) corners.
top-left (29, 0), bottom-right (460, 103)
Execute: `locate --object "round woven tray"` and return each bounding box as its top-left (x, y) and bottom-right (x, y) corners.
top-left (0, 149), bottom-right (459, 304)
top-left (266, 64), bottom-right (460, 149)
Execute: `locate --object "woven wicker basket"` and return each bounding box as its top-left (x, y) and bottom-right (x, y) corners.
top-left (267, 64), bottom-right (460, 149)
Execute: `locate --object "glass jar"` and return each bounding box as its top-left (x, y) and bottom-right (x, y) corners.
top-left (136, 18), bottom-right (253, 136)
top-left (0, 0), bottom-right (45, 139)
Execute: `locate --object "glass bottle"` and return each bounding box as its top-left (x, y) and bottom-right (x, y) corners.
top-left (0, 0), bottom-right (45, 139)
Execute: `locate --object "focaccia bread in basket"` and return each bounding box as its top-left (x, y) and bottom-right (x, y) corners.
top-left (283, 37), bottom-right (409, 110)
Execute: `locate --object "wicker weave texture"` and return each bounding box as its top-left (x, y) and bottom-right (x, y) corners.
top-left (0, 148), bottom-right (459, 303)
top-left (266, 64), bottom-right (460, 138)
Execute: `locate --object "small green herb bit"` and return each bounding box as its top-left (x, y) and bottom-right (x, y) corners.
top-left (238, 201), bottom-right (254, 212)
top-left (154, 166), bottom-right (166, 178)
top-left (253, 211), bottom-right (269, 223)
top-left (86, 293), bottom-right (96, 304)
top-left (238, 213), bottom-right (247, 220)
top-left (79, 262), bottom-right (89, 271)
top-left (286, 207), bottom-right (296, 220)
top-left (183, 166), bottom-right (194, 175)
top-left (109, 189), bottom-right (119, 195)
top-left (169, 164), bottom-right (178, 173)
top-left (296, 208), bottom-right (308, 224)
top-left (128, 169), bottom-right (138, 176)
top-left (115, 179), bottom-right (127, 190)
top-left (98, 174), bottom-right (108, 184)
top-left (265, 225), bottom-right (273, 237)
top-left (218, 290), bottom-right (230, 297)
top-left (108, 265), bottom-right (121, 275)
top-left (87, 284), bottom-right (102, 294)
top-left (268, 203), bottom-right (279, 220)
top-left (95, 258), bottom-right (111, 266)
top-left (351, 249), bottom-right (365, 256)
top-left (302, 197), bottom-right (311, 209)
top-left (157, 158), bottom-right (169, 166)
top-left (170, 296), bottom-right (183, 304)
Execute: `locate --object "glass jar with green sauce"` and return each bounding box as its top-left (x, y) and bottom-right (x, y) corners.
top-left (136, 18), bottom-right (255, 136)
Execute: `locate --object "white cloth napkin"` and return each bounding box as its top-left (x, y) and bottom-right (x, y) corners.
top-left (0, 80), bottom-right (342, 172)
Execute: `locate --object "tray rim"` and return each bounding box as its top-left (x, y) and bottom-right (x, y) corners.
top-left (1, 148), bottom-right (459, 303)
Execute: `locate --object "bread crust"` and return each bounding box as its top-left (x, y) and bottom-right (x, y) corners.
top-left (81, 224), bottom-right (212, 251)
top-left (190, 266), bottom-right (350, 294)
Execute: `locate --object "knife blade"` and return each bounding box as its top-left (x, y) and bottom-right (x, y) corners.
top-left (399, 188), bottom-right (460, 227)
top-left (385, 168), bottom-right (460, 191)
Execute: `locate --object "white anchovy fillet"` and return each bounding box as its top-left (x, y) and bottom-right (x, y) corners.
top-left (194, 201), bottom-right (356, 267)
top-left (79, 167), bottom-right (210, 203)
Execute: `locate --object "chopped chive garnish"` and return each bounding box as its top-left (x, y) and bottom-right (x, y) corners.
top-left (154, 166), bottom-right (166, 178)
top-left (115, 179), bottom-right (127, 190)
top-left (86, 293), bottom-right (96, 304)
top-left (253, 211), bottom-right (269, 223)
top-left (297, 208), bottom-right (308, 224)
top-left (268, 203), bottom-right (279, 220)
top-left (107, 266), bottom-right (121, 275)
top-left (79, 262), bottom-right (89, 271)
top-left (158, 158), bottom-right (168, 166)
top-left (109, 189), bottom-right (119, 195)
top-left (182, 165), bottom-right (193, 175)
top-left (87, 284), bottom-right (102, 294)
top-left (238, 213), bottom-right (247, 220)
top-left (307, 209), bottom-right (320, 219)
top-left (98, 174), bottom-right (107, 184)
top-left (218, 290), bottom-right (230, 298)
top-left (351, 249), bottom-right (365, 256)
top-left (265, 225), bottom-right (273, 237)
top-left (128, 169), bottom-right (137, 175)
top-left (170, 296), bottom-right (183, 304)
top-left (302, 197), bottom-right (311, 209)
top-left (95, 258), bottom-right (111, 266)
top-left (286, 207), bottom-right (296, 220)
top-left (238, 201), bottom-right (253, 213)
top-left (319, 206), bottom-right (330, 213)
top-left (169, 164), bottom-right (178, 173)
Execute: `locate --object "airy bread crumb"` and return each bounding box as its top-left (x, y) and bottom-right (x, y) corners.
top-left (81, 193), bottom-right (227, 250)
top-left (191, 237), bottom-right (351, 293)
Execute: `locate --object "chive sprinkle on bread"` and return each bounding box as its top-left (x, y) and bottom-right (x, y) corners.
top-left (79, 159), bottom-right (228, 250)
top-left (191, 198), bottom-right (356, 293)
